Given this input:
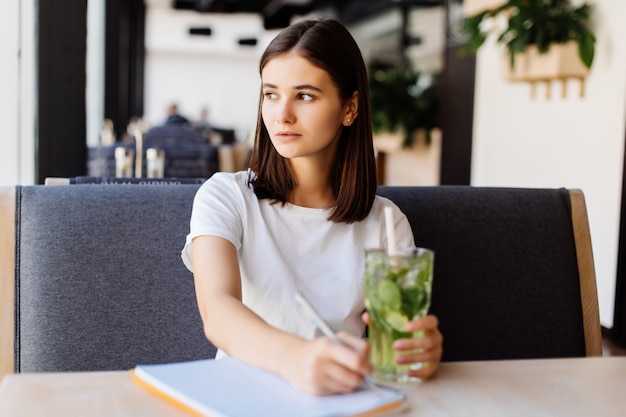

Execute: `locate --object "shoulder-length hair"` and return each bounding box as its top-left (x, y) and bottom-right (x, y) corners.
top-left (247, 18), bottom-right (377, 223)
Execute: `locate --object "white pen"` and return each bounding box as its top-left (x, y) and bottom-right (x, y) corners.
top-left (295, 291), bottom-right (377, 389)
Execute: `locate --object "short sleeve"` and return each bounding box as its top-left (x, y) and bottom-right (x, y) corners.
top-left (181, 173), bottom-right (246, 272)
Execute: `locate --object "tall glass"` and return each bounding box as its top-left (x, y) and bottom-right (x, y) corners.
top-left (364, 247), bottom-right (434, 383)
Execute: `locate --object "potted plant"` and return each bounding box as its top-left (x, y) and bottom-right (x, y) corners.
top-left (460, 0), bottom-right (595, 81)
top-left (368, 62), bottom-right (439, 148)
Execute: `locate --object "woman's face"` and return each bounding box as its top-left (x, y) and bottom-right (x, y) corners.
top-left (261, 51), bottom-right (356, 164)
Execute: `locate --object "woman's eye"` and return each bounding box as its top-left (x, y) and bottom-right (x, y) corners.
top-left (263, 92), bottom-right (277, 100)
top-left (299, 93), bottom-right (314, 101)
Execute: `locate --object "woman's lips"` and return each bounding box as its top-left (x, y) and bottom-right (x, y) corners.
top-left (275, 131), bottom-right (301, 141)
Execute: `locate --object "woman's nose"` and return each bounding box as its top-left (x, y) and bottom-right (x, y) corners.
top-left (277, 100), bottom-right (295, 124)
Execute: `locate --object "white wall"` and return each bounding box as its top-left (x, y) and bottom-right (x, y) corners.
top-left (0, 1), bottom-right (36, 186)
top-left (471, 0), bottom-right (626, 327)
top-left (86, 0), bottom-right (106, 148)
top-left (0, 1), bottom-right (19, 185)
top-left (143, 8), bottom-right (281, 141)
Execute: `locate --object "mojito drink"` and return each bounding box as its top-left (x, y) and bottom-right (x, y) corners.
top-left (364, 248), bottom-right (434, 383)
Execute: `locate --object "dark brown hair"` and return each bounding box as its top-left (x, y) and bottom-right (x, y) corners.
top-left (247, 18), bottom-right (377, 223)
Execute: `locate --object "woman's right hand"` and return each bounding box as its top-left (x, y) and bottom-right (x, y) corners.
top-left (281, 331), bottom-right (373, 396)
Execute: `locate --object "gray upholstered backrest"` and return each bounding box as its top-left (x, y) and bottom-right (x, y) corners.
top-left (378, 186), bottom-right (586, 361)
top-left (14, 185), bottom-right (587, 373)
top-left (15, 185), bottom-right (214, 373)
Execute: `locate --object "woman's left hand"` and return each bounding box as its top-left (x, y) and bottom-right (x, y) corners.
top-left (393, 315), bottom-right (443, 380)
top-left (362, 313), bottom-right (443, 380)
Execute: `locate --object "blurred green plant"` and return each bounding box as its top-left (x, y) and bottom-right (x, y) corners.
top-left (460, 0), bottom-right (595, 70)
top-left (369, 63), bottom-right (439, 147)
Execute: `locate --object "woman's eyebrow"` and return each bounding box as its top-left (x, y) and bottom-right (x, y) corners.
top-left (262, 82), bottom-right (322, 92)
top-left (293, 84), bottom-right (322, 92)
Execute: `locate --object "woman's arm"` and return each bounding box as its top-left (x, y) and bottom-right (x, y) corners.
top-left (192, 235), bottom-right (372, 395)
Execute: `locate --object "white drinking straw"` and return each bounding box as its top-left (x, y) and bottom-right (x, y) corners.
top-left (384, 206), bottom-right (397, 256)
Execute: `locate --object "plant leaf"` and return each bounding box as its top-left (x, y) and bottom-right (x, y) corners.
top-left (578, 31), bottom-right (595, 69)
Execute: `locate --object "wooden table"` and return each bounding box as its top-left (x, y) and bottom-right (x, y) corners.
top-left (1, 356), bottom-right (624, 416)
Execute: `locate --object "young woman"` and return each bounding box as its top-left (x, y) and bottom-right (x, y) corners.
top-left (182, 18), bottom-right (442, 396)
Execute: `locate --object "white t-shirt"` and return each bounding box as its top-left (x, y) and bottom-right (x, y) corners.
top-left (181, 171), bottom-right (415, 353)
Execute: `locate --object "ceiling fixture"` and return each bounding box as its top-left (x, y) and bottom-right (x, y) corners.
top-left (262, 0), bottom-right (314, 29)
top-left (189, 27), bottom-right (213, 36)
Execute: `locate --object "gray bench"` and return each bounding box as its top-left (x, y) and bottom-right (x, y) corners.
top-left (0, 185), bottom-right (602, 381)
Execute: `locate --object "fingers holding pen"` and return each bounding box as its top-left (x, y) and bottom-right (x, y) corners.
top-left (323, 333), bottom-right (372, 391)
top-left (336, 331), bottom-right (373, 375)
top-left (293, 294), bottom-right (372, 394)
top-left (294, 334), bottom-right (372, 396)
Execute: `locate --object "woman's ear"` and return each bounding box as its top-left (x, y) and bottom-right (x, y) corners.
top-left (343, 91), bottom-right (359, 126)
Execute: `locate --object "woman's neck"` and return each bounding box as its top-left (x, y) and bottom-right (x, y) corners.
top-left (288, 160), bottom-right (335, 209)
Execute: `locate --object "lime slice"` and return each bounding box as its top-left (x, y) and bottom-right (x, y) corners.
top-left (377, 280), bottom-right (402, 310)
top-left (383, 310), bottom-right (409, 332)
